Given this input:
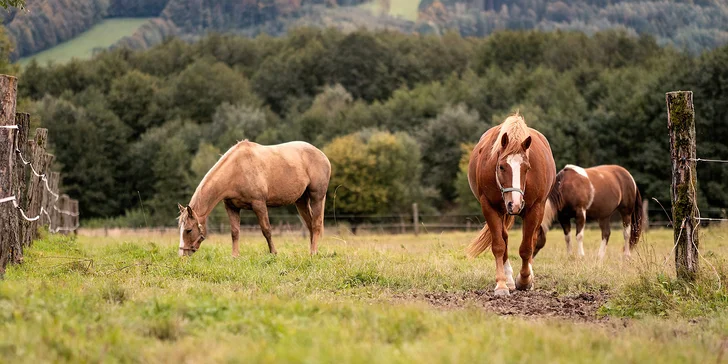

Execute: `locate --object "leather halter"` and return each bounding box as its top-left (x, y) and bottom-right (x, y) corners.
top-left (179, 209), bottom-right (206, 253)
top-left (495, 154), bottom-right (525, 208)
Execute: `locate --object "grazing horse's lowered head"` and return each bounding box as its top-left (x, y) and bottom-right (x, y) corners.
top-left (494, 132), bottom-right (533, 215)
top-left (178, 204), bottom-right (206, 256)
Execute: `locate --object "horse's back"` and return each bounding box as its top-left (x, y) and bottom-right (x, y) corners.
top-left (589, 165), bottom-right (637, 207)
top-left (228, 141), bottom-right (330, 205)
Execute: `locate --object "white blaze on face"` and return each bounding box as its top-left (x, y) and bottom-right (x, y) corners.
top-left (506, 154), bottom-right (524, 208)
top-left (179, 225), bottom-right (185, 257)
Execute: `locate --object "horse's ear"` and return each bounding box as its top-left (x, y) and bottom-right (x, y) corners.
top-left (500, 133), bottom-right (509, 149)
top-left (186, 206), bottom-right (194, 216)
top-left (178, 203), bottom-right (185, 213)
top-left (521, 136), bottom-right (532, 151)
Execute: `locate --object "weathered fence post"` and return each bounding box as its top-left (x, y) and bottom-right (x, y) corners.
top-left (26, 129), bottom-right (48, 244)
top-left (666, 91), bottom-right (699, 281)
top-left (58, 194), bottom-right (69, 234)
top-left (412, 203), bottom-right (419, 236)
top-left (71, 199), bottom-right (79, 234)
top-left (10, 113), bottom-right (29, 263)
top-left (642, 200), bottom-right (649, 232)
top-left (0, 74), bottom-right (18, 275)
top-left (49, 172), bottom-right (60, 232)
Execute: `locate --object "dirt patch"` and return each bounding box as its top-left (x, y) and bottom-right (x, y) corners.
top-left (408, 290), bottom-right (608, 322)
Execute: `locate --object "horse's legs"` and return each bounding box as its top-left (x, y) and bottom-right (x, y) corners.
top-left (308, 194), bottom-right (326, 255)
top-left (295, 197), bottom-right (314, 240)
top-left (559, 215), bottom-right (572, 254)
top-left (482, 206), bottom-right (508, 296)
top-left (574, 209), bottom-right (587, 257)
top-left (620, 211), bottom-right (632, 258)
top-left (516, 205), bottom-right (544, 290)
top-left (224, 201), bottom-right (241, 257)
top-left (502, 223), bottom-right (515, 290)
top-left (252, 202), bottom-right (276, 254)
top-left (597, 217), bottom-right (611, 260)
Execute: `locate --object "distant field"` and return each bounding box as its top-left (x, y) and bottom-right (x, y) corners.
top-left (17, 18), bottom-right (152, 67)
top-left (360, 0), bottom-right (421, 21)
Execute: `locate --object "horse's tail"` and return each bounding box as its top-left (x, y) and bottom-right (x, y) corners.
top-left (630, 187), bottom-right (643, 249)
top-left (466, 215), bottom-right (515, 258)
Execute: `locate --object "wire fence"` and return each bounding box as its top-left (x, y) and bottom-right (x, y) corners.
top-left (1, 93), bottom-right (81, 271)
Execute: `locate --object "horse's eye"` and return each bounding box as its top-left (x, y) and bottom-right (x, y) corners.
top-left (499, 166), bottom-right (505, 171)
top-left (185, 229), bottom-right (192, 233)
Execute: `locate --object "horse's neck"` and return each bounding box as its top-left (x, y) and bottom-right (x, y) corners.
top-left (189, 178), bottom-right (224, 223)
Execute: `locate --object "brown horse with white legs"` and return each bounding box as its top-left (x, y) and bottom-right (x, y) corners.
top-left (177, 140), bottom-right (331, 257)
top-left (533, 164), bottom-right (642, 260)
top-left (467, 113), bottom-right (556, 297)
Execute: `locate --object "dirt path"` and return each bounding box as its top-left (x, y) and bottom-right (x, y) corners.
top-left (404, 290), bottom-right (609, 322)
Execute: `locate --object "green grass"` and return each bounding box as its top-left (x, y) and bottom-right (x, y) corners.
top-left (360, 0), bottom-right (421, 21)
top-left (2, 227), bottom-right (727, 363)
top-left (17, 18), bottom-right (152, 67)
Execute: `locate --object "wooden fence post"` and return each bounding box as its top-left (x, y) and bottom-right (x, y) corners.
top-left (412, 203), bottom-right (419, 236)
top-left (49, 172), bottom-right (60, 231)
top-left (0, 74), bottom-right (18, 275)
top-left (59, 194), bottom-right (69, 234)
top-left (667, 91), bottom-right (699, 281)
top-left (71, 199), bottom-right (79, 234)
top-left (642, 200), bottom-right (649, 232)
top-left (25, 129), bottom-right (48, 244)
top-left (10, 113), bottom-right (29, 263)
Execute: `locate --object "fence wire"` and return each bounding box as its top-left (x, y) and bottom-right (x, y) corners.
top-left (1, 125), bottom-right (79, 234)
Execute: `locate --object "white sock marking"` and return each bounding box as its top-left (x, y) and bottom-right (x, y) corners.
top-left (598, 238), bottom-right (607, 260)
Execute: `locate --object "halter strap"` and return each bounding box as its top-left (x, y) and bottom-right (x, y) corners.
top-left (495, 158), bottom-right (525, 202)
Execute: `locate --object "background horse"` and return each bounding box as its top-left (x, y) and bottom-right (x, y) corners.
top-left (534, 164), bottom-right (642, 259)
top-left (178, 140), bottom-right (331, 256)
top-left (467, 113), bottom-right (556, 297)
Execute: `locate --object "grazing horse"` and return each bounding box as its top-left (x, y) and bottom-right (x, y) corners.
top-left (177, 140), bottom-right (331, 257)
top-left (533, 164), bottom-right (642, 259)
top-left (467, 113), bottom-right (556, 297)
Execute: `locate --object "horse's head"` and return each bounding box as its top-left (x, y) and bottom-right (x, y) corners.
top-left (178, 204), bottom-right (205, 256)
top-left (496, 133), bottom-right (532, 215)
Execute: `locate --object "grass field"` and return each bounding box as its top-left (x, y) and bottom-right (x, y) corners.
top-left (2, 227), bottom-right (727, 363)
top-left (17, 18), bottom-right (152, 67)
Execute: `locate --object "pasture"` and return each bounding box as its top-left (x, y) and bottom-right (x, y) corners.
top-left (17, 18), bottom-right (151, 66)
top-left (2, 227), bottom-right (727, 363)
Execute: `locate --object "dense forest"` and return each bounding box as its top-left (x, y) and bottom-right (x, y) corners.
top-left (3, 0), bottom-right (727, 59)
top-left (11, 28), bottom-right (728, 227)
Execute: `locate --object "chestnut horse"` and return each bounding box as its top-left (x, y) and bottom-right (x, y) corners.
top-left (467, 113), bottom-right (556, 296)
top-left (534, 164), bottom-right (642, 259)
top-left (177, 140), bottom-right (331, 256)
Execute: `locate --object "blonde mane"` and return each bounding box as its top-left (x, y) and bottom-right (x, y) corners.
top-left (490, 112), bottom-right (530, 156)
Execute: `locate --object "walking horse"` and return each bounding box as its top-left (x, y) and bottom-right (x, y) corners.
top-left (467, 113), bottom-right (556, 297)
top-left (533, 164), bottom-right (642, 259)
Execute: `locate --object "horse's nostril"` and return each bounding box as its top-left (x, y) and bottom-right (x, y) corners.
top-left (507, 201), bottom-right (514, 209)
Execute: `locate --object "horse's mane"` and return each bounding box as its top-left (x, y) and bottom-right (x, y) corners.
top-left (491, 112), bottom-right (530, 156)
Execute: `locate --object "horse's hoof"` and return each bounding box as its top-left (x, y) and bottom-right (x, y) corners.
top-left (515, 276), bottom-right (534, 291)
top-left (494, 288), bottom-right (510, 297)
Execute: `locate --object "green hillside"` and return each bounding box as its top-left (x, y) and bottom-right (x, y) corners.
top-left (17, 18), bottom-right (151, 66)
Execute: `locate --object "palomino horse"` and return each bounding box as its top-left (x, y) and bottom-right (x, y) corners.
top-left (177, 140), bottom-right (331, 256)
top-left (533, 164), bottom-right (642, 259)
top-left (467, 113), bottom-right (556, 296)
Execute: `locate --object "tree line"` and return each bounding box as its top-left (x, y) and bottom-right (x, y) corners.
top-left (14, 28), bottom-right (728, 226)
